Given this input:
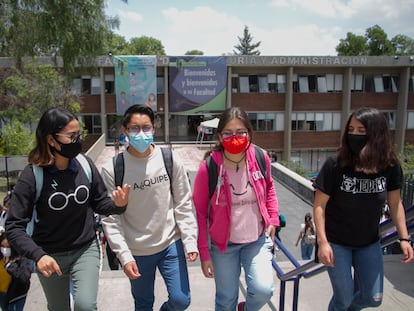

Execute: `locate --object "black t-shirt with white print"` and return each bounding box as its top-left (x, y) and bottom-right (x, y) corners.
top-left (313, 155), bottom-right (403, 247)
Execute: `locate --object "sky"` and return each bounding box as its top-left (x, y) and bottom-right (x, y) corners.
top-left (105, 0), bottom-right (414, 56)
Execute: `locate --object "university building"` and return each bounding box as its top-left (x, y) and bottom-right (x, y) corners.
top-left (2, 55), bottom-right (414, 175)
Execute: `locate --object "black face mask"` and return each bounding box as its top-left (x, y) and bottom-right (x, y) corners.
top-left (53, 135), bottom-right (82, 159)
top-left (347, 134), bottom-right (368, 154)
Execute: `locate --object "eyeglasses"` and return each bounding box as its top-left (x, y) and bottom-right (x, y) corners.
top-left (221, 130), bottom-right (248, 140)
top-left (127, 125), bottom-right (153, 135)
top-left (55, 132), bottom-right (82, 143)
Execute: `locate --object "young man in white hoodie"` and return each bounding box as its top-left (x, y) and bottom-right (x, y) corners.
top-left (101, 105), bottom-right (198, 311)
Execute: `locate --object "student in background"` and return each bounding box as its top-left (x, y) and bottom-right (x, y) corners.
top-left (295, 213), bottom-right (316, 260)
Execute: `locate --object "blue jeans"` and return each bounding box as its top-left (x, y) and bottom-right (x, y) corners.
top-left (37, 239), bottom-right (101, 311)
top-left (210, 233), bottom-right (274, 311)
top-left (130, 239), bottom-right (190, 311)
top-left (300, 238), bottom-right (314, 260)
top-left (327, 241), bottom-right (383, 311)
top-left (7, 297), bottom-right (26, 311)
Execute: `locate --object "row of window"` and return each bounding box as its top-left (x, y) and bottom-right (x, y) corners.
top-left (232, 74), bottom-right (404, 94)
top-left (71, 74), bottom-right (414, 96)
top-left (79, 110), bottom-right (413, 137)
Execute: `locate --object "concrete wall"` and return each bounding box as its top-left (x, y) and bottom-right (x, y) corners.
top-left (271, 162), bottom-right (315, 206)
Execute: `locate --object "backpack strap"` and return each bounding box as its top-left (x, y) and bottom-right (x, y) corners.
top-left (254, 145), bottom-right (267, 179)
top-left (160, 147), bottom-right (173, 185)
top-left (76, 153), bottom-right (92, 184)
top-left (33, 165), bottom-right (43, 203)
top-left (206, 155), bottom-right (218, 200)
top-left (113, 152), bottom-right (125, 188)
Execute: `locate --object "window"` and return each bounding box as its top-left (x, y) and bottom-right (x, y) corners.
top-left (407, 111), bottom-right (414, 129)
top-left (248, 112), bottom-right (284, 132)
top-left (258, 76), bottom-right (268, 93)
top-left (91, 77), bottom-right (100, 95)
top-left (79, 114), bottom-right (102, 134)
top-left (157, 76), bottom-right (164, 94)
top-left (239, 76), bottom-right (249, 93)
top-left (383, 111), bottom-right (396, 130)
top-left (363, 74), bottom-right (399, 93)
top-left (297, 74), bottom-right (342, 93)
top-left (72, 79), bottom-right (82, 95)
top-left (292, 112), bottom-right (341, 131)
top-left (105, 74), bottom-right (115, 94)
top-left (351, 74), bottom-right (363, 92)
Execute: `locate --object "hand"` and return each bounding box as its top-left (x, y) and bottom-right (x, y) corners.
top-left (187, 252), bottom-right (198, 262)
top-left (112, 184), bottom-right (131, 207)
top-left (123, 261), bottom-right (141, 279)
top-left (37, 255), bottom-right (62, 278)
top-left (400, 241), bottom-right (414, 263)
top-left (201, 260), bottom-right (214, 278)
top-left (267, 225), bottom-right (276, 242)
top-left (317, 242), bottom-right (334, 267)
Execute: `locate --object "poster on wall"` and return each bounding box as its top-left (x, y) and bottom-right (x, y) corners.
top-left (169, 56), bottom-right (227, 113)
top-left (114, 55), bottom-right (157, 115)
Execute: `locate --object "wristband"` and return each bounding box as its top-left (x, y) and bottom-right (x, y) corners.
top-left (398, 238), bottom-right (413, 246)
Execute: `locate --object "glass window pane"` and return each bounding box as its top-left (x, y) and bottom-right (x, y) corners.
top-left (326, 74), bottom-right (334, 91)
top-left (374, 75), bottom-right (384, 92)
top-left (277, 75), bottom-right (286, 93)
top-left (332, 113), bottom-right (341, 130)
top-left (240, 76), bottom-right (249, 93)
top-left (258, 76), bottom-right (268, 93)
top-left (299, 76), bottom-right (309, 93)
top-left (354, 74), bottom-right (363, 91)
top-left (323, 113), bottom-right (332, 130)
top-left (317, 77), bottom-right (327, 93)
top-left (276, 113), bottom-right (284, 131)
top-left (334, 74), bottom-right (343, 91)
top-left (407, 112), bottom-right (414, 129)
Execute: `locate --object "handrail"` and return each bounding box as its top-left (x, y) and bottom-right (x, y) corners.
top-left (272, 205), bottom-right (414, 311)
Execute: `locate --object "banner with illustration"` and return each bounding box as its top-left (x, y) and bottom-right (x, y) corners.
top-left (114, 56), bottom-right (157, 115)
top-left (168, 56), bottom-right (227, 113)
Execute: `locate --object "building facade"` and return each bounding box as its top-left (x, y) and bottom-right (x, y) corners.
top-left (2, 55), bottom-right (414, 175)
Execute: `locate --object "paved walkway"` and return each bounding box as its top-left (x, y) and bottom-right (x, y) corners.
top-left (24, 145), bottom-right (414, 310)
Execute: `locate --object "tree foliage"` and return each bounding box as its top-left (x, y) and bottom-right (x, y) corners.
top-left (336, 24), bottom-right (414, 56)
top-left (185, 50), bottom-right (204, 55)
top-left (120, 36), bottom-right (166, 55)
top-left (233, 25), bottom-right (261, 55)
top-left (0, 61), bottom-right (80, 128)
top-left (400, 143), bottom-right (414, 177)
top-left (0, 119), bottom-right (34, 156)
top-left (336, 32), bottom-right (367, 56)
top-left (0, 0), bottom-right (116, 74)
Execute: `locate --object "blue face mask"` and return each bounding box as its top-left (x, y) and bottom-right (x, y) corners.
top-left (128, 132), bottom-right (153, 153)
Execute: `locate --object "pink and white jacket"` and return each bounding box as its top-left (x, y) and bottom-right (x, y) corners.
top-left (192, 144), bottom-right (279, 262)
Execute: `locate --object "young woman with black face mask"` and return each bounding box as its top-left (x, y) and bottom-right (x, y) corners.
top-left (5, 107), bottom-right (130, 311)
top-left (313, 107), bottom-right (413, 310)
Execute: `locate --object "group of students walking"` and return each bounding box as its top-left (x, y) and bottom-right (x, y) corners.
top-left (2, 105), bottom-right (413, 311)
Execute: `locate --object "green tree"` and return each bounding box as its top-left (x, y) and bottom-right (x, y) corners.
top-left (1, 1), bottom-right (115, 74)
top-left (233, 25), bottom-right (261, 55)
top-left (365, 25), bottom-right (394, 55)
top-left (122, 36), bottom-right (166, 55)
top-left (0, 120), bottom-right (34, 155)
top-left (400, 143), bottom-right (414, 177)
top-left (185, 50), bottom-right (204, 55)
top-left (0, 61), bottom-right (80, 128)
top-left (391, 34), bottom-right (414, 55)
top-left (336, 32), bottom-right (368, 56)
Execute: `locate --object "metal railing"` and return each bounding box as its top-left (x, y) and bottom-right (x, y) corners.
top-left (271, 205), bottom-right (414, 311)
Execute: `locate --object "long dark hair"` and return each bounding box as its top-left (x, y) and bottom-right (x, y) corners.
top-left (28, 107), bottom-right (78, 166)
top-left (204, 107), bottom-right (254, 159)
top-left (337, 107), bottom-right (399, 172)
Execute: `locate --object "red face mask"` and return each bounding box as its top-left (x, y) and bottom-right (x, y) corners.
top-left (221, 135), bottom-right (249, 154)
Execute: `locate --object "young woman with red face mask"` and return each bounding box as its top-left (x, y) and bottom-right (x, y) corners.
top-left (193, 107), bottom-right (280, 311)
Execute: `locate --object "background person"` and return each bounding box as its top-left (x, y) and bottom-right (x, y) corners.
top-left (193, 107), bottom-right (279, 311)
top-left (5, 107), bottom-right (130, 311)
top-left (313, 107), bottom-right (413, 310)
top-left (295, 212), bottom-right (316, 260)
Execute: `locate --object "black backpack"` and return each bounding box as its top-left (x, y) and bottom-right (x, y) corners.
top-left (113, 148), bottom-right (173, 189)
top-left (205, 145), bottom-right (267, 199)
